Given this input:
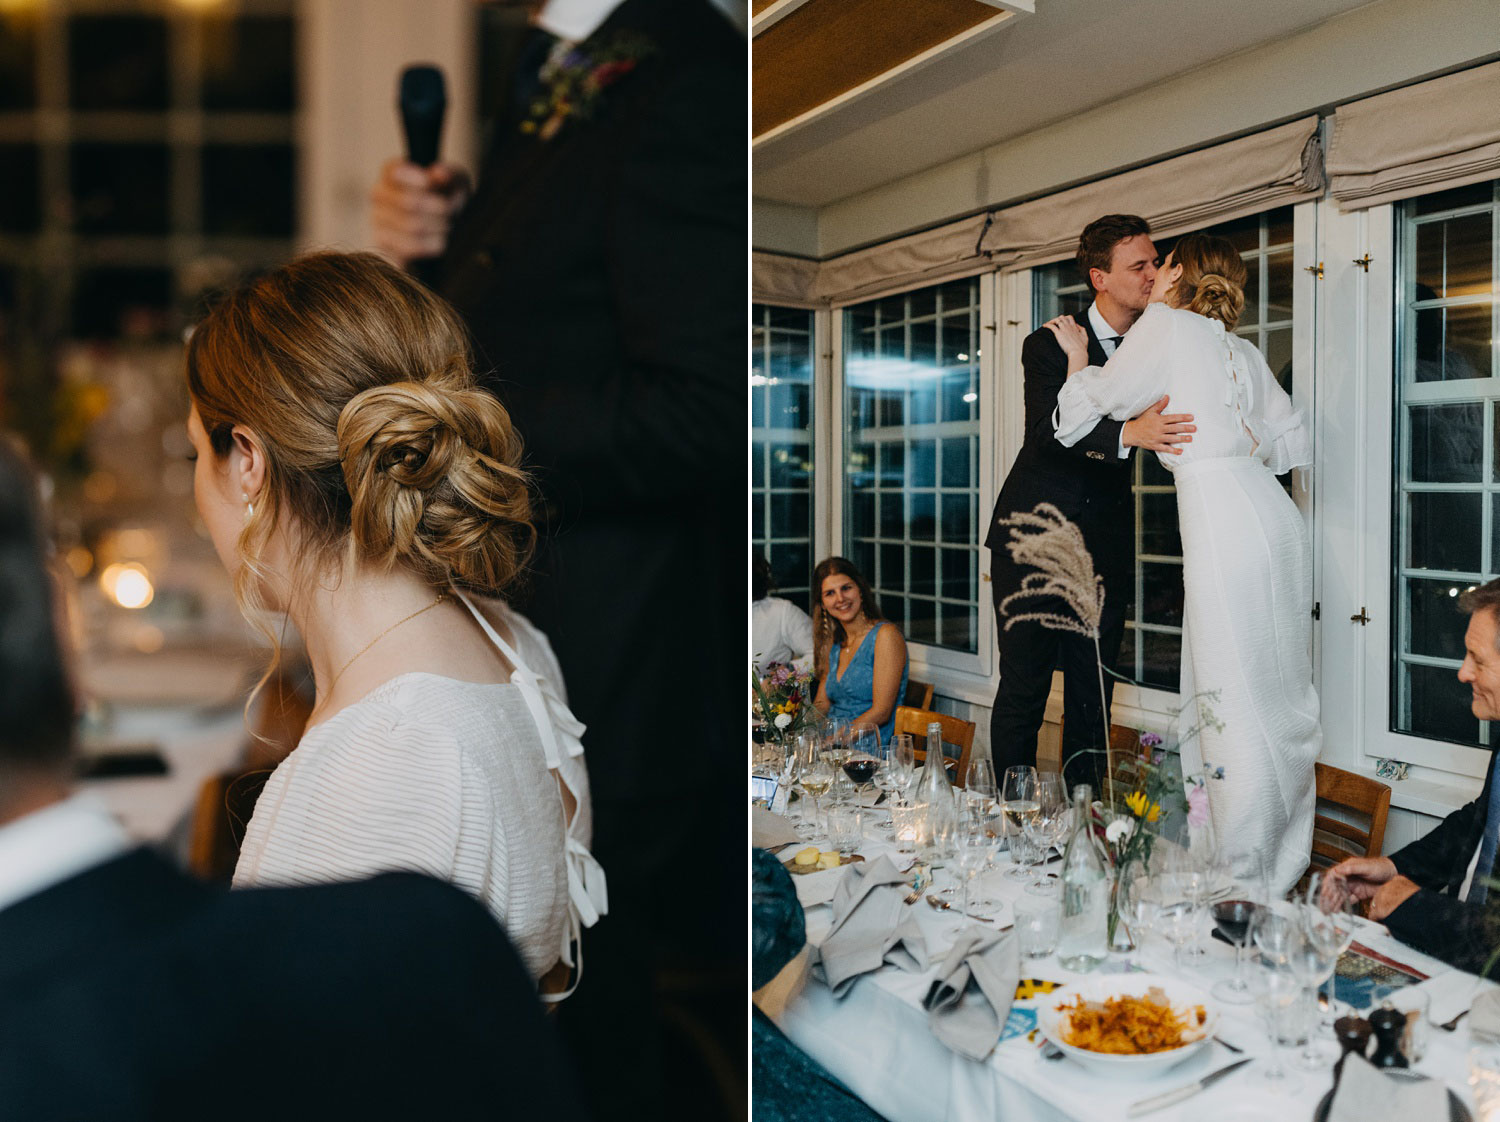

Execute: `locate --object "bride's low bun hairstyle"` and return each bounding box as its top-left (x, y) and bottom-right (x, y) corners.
top-left (1168, 231), bottom-right (1248, 330)
top-left (339, 374), bottom-right (534, 593)
top-left (186, 251), bottom-right (535, 613)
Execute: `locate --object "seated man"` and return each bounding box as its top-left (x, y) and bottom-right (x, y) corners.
top-left (0, 443), bottom-right (587, 1122)
top-left (1324, 580), bottom-right (1500, 973)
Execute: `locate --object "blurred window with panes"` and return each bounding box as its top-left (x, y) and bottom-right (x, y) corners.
top-left (841, 278), bottom-right (981, 654)
top-left (752, 304), bottom-right (816, 611)
top-left (1031, 207), bottom-right (1297, 689)
top-left (0, 0), bottom-right (297, 646)
top-left (1391, 180), bottom-right (1499, 749)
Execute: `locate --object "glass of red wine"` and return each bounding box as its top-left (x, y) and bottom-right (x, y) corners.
top-left (1211, 855), bottom-right (1267, 1005)
top-left (842, 726), bottom-right (883, 829)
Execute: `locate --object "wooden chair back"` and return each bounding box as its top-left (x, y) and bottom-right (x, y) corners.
top-left (1056, 716), bottom-right (1151, 793)
top-left (903, 678), bottom-right (935, 710)
top-left (1310, 762), bottom-right (1391, 871)
top-left (892, 705), bottom-right (976, 787)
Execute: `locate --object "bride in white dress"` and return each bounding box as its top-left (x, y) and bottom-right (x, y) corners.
top-left (1045, 230), bottom-right (1320, 894)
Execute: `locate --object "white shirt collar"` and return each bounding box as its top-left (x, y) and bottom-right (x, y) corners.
top-left (535, 0), bottom-right (628, 42)
top-left (1088, 301), bottom-right (1127, 353)
top-left (0, 792), bottom-right (129, 914)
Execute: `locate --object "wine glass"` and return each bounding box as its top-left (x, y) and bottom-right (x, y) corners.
top-left (798, 751), bottom-right (835, 841)
top-left (1210, 855), bottom-right (1266, 1005)
top-left (1288, 906), bottom-right (1342, 1069)
top-left (1155, 871), bottom-right (1199, 971)
top-left (1022, 772), bottom-right (1068, 895)
top-left (1251, 946), bottom-right (1305, 1093)
top-left (955, 807), bottom-right (1000, 920)
top-left (842, 726), bottom-right (882, 815)
top-left (1001, 765), bottom-right (1040, 882)
top-left (1302, 875), bottom-right (1358, 1026)
top-left (788, 730), bottom-right (820, 838)
top-left (1160, 842), bottom-right (1210, 961)
top-left (965, 758), bottom-right (997, 813)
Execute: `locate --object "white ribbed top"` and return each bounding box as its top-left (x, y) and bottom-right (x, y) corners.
top-left (233, 604), bottom-right (580, 982)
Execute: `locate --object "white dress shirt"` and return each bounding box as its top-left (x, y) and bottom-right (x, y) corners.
top-left (752, 596), bottom-right (815, 676)
top-left (1050, 301), bottom-right (1132, 459)
top-left (0, 792), bottom-right (129, 914)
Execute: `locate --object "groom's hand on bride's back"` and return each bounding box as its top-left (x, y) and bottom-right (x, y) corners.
top-left (1123, 395), bottom-right (1195, 454)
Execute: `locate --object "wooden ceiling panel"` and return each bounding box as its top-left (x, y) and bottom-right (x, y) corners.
top-left (753, 0), bottom-right (1003, 137)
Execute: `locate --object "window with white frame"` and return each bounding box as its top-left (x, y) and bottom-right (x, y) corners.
top-left (840, 278), bottom-right (982, 655)
top-left (1031, 207), bottom-right (1298, 690)
top-left (751, 304), bottom-right (816, 612)
top-left (1391, 180), bottom-right (1499, 750)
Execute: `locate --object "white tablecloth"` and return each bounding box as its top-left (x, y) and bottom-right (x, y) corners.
top-left (766, 815), bottom-right (1494, 1122)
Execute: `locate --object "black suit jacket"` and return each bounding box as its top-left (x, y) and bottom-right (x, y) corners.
top-left (1383, 749), bottom-right (1500, 973)
top-left (0, 849), bottom-right (586, 1122)
top-left (431, 0), bottom-right (742, 815)
top-left (985, 311), bottom-right (1134, 584)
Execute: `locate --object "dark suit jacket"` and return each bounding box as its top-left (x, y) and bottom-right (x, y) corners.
top-left (0, 849), bottom-right (586, 1122)
top-left (985, 311), bottom-right (1134, 586)
top-left (1383, 749), bottom-right (1500, 974)
top-left (432, 0), bottom-right (743, 817)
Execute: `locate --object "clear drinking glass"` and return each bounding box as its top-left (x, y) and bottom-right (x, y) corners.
top-left (825, 804), bottom-right (863, 858)
top-left (1288, 919), bottom-right (1342, 1068)
top-left (1015, 894), bottom-right (1062, 958)
top-left (1001, 765), bottom-right (1040, 882)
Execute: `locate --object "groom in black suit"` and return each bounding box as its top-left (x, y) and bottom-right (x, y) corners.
top-left (985, 215), bottom-right (1194, 792)
top-left (0, 444), bottom-right (584, 1122)
top-left (1324, 580), bottom-right (1500, 972)
top-left (370, 1), bottom-right (743, 1115)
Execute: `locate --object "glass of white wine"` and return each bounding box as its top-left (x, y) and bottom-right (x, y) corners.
top-left (1001, 765), bottom-right (1040, 882)
top-left (798, 749), bottom-right (835, 841)
top-left (1022, 771), bottom-right (1068, 894)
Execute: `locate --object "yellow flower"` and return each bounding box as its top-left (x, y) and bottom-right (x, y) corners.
top-left (1146, 802), bottom-right (1161, 823)
top-left (1124, 791), bottom-right (1148, 818)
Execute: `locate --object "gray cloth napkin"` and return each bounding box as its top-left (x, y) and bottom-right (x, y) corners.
top-left (921, 926), bottom-right (1020, 1061)
top-left (814, 855), bottom-right (928, 997)
top-left (751, 805), bottom-right (802, 850)
top-left (1472, 989), bottom-right (1500, 1041)
top-left (1327, 1055), bottom-right (1446, 1122)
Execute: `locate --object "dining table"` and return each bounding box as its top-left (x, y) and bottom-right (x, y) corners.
top-left (757, 799), bottom-right (1499, 1122)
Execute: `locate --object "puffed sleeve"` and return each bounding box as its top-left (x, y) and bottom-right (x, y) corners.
top-left (1054, 303), bottom-right (1176, 448)
top-left (232, 703), bottom-right (482, 899)
top-left (1241, 337), bottom-right (1311, 475)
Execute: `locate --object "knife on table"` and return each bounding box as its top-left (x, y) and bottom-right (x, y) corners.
top-left (1125, 1058), bottom-right (1252, 1117)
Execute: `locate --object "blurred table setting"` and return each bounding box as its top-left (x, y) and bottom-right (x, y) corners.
top-left (752, 726), bottom-right (1500, 1122)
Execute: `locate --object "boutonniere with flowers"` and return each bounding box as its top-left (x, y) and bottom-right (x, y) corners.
top-left (521, 31), bottom-right (654, 142)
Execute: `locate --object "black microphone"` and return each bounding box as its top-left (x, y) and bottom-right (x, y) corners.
top-left (399, 64), bottom-right (446, 167)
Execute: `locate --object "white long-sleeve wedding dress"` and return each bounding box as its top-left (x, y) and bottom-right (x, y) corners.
top-left (1054, 302), bottom-right (1320, 895)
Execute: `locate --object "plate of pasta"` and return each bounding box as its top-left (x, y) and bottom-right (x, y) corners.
top-left (1035, 975), bottom-right (1218, 1079)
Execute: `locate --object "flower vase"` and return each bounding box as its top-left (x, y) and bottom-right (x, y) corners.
top-left (1107, 851), bottom-right (1143, 953)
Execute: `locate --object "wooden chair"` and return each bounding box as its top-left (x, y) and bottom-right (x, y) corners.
top-left (1056, 716), bottom-right (1151, 793)
top-left (1310, 762), bottom-right (1392, 872)
top-left (903, 678), bottom-right (935, 710)
top-left (892, 705), bottom-right (976, 787)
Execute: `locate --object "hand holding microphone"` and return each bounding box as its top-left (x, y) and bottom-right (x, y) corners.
top-left (370, 63), bottom-right (472, 269)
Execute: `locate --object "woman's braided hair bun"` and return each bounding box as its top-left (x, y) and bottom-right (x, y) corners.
top-left (186, 250), bottom-right (535, 599)
top-left (339, 367), bottom-right (534, 593)
top-left (1171, 231), bottom-right (1248, 330)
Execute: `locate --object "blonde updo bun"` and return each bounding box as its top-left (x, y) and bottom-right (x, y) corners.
top-left (339, 374), bottom-right (534, 593)
top-left (1169, 232), bottom-right (1248, 330)
top-left (186, 250), bottom-right (535, 607)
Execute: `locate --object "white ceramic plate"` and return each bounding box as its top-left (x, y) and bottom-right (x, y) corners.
top-left (1036, 973), bottom-right (1218, 1080)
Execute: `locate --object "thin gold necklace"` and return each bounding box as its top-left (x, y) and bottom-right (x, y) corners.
top-left (323, 590), bottom-right (448, 700)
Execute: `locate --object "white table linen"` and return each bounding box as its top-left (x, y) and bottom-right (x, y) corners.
top-left (767, 815), bottom-right (1494, 1122)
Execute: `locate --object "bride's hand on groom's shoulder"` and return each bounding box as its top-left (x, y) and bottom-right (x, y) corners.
top-left (1043, 315), bottom-right (1089, 366)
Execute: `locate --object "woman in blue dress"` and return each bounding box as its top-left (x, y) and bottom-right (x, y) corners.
top-left (811, 557), bottom-right (909, 743)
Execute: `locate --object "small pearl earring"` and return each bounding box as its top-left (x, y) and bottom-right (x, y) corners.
top-left (242, 492), bottom-right (253, 519)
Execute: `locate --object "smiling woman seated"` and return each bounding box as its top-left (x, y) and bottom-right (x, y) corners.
top-left (811, 557), bottom-right (908, 744)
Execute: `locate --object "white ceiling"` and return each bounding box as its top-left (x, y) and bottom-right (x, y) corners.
top-left (753, 0), bottom-right (1382, 209)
